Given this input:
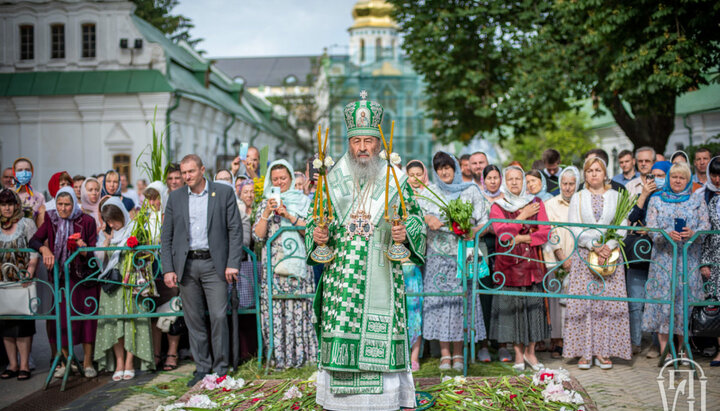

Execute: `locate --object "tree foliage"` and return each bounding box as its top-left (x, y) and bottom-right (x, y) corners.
top-left (132, 0), bottom-right (203, 49)
top-left (389, 0), bottom-right (720, 152)
top-left (505, 111), bottom-right (596, 170)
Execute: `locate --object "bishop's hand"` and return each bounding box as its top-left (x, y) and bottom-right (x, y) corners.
top-left (391, 223), bottom-right (407, 243)
top-left (314, 226), bottom-right (329, 245)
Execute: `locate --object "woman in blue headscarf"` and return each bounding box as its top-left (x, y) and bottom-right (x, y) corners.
top-left (101, 170), bottom-right (135, 213)
top-left (252, 159), bottom-right (317, 369)
top-left (525, 169), bottom-right (554, 201)
top-left (643, 162), bottom-right (709, 363)
top-left (420, 151), bottom-right (489, 371)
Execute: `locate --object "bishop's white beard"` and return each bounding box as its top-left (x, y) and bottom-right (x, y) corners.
top-left (348, 151), bottom-right (383, 184)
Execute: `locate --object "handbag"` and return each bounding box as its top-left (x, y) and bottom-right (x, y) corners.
top-left (0, 263), bottom-right (38, 316)
top-left (101, 268), bottom-right (122, 294)
top-left (155, 299), bottom-right (181, 333)
top-left (168, 316), bottom-right (187, 336)
top-left (690, 298), bottom-right (720, 337)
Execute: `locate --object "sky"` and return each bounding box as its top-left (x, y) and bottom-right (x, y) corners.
top-left (175, 0), bottom-right (358, 58)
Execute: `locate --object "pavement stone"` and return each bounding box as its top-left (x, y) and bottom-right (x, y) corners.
top-left (107, 363), bottom-right (196, 411)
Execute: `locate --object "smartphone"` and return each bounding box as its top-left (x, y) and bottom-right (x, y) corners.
top-left (239, 142), bottom-right (249, 161)
top-left (646, 174), bottom-right (655, 182)
top-left (308, 156), bottom-right (319, 182)
top-left (269, 186), bottom-right (281, 203)
top-left (674, 218), bottom-right (686, 232)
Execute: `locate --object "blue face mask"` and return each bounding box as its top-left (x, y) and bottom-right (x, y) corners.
top-left (15, 170), bottom-right (32, 185)
top-left (655, 178), bottom-right (666, 188)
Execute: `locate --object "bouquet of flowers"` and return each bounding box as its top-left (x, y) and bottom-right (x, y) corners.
top-left (588, 189), bottom-right (637, 276)
top-left (416, 182), bottom-right (474, 237)
top-left (120, 201), bottom-right (159, 299)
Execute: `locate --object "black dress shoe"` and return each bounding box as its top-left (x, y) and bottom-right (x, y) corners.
top-left (187, 371), bottom-right (207, 387)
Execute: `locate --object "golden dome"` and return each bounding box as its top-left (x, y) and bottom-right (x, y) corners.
top-left (350, 0), bottom-right (399, 30)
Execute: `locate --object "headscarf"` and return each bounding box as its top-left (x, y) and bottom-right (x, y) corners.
top-left (101, 170), bottom-right (122, 197)
top-left (214, 170), bottom-right (236, 193)
top-left (12, 157), bottom-right (35, 196)
top-left (80, 177), bottom-right (102, 226)
top-left (704, 156), bottom-right (720, 193)
top-left (406, 160), bottom-right (429, 194)
top-left (656, 163), bottom-right (693, 203)
top-left (145, 181), bottom-right (168, 212)
top-left (670, 150), bottom-right (690, 164)
top-left (557, 166), bottom-right (581, 202)
top-left (0, 188), bottom-right (23, 230)
top-left (99, 197), bottom-right (133, 279)
top-left (495, 165), bottom-right (535, 212)
top-left (526, 170), bottom-right (553, 201)
top-left (482, 165), bottom-right (502, 198)
top-left (48, 171), bottom-right (71, 198)
top-left (47, 186), bottom-right (84, 269)
top-left (431, 151), bottom-right (480, 200)
top-left (263, 160), bottom-right (308, 216)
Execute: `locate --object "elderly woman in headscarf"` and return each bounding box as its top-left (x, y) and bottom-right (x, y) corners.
top-left (564, 157), bottom-right (631, 370)
top-left (80, 177), bottom-right (102, 229)
top-left (623, 160), bottom-right (670, 353)
top-left (421, 151), bottom-right (489, 371)
top-left (403, 160), bottom-right (430, 371)
top-left (525, 169), bottom-right (554, 202)
top-left (541, 166), bottom-right (580, 358)
top-left (94, 197), bottom-right (155, 380)
top-left (11, 158), bottom-right (46, 227)
top-left (29, 187), bottom-right (99, 378)
top-left (102, 170), bottom-right (135, 213)
top-left (0, 189), bottom-right (39, 381)
top-left (643, 162), bottom-right (709, 363)
top-left (489, 165), bottom-right (551, 371)
top-left (252, 159), bottom-right (317, 369)
top-left (700, 156), bottom-right (720, 366)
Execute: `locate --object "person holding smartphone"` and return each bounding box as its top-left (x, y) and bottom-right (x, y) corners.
top-left (252, 159), bottom-right (316, 369)
top-left (643, 162), bottom-right (710, 363)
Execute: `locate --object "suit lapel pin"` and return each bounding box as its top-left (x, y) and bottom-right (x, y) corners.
top-left (212, 192), bottom-right (216, 197)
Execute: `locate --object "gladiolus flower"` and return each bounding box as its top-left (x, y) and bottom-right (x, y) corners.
top-left (452, 221), bottom-right (467, 236)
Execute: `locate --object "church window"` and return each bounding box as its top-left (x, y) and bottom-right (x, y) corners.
top-left (391, 39), bottom-right (396, 59)
top-left (360, 39), bottom-right (365, 62)
top-left (51, 24), bottom-right (65, 59)
top-left (112, 154), bottom-right (131, 181)
top-left (376, 38), bottom-right (382, 61)
top-left (19, 25), bottom-right (34, 60)
top-left (82, 23), bottom-right (96, 58)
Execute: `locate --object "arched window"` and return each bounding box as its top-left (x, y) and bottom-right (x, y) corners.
top-left (51, 24), bottom-right (65, 59)
top-left (359, 39), bottom-right (365, 62)
top-left (112, 154), bottom-right (131, 181)
top-left (19, 25), bottom-right (34, 60)
top-left (81, 23), bottom-right (96, 58)
top-left (376, 38), bottom-right (382, 61)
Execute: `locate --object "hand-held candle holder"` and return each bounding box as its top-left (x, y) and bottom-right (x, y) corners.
top-left (310, 125), bottom-right (335, 264)
top-left (379, 121), bottom-right (411, 263)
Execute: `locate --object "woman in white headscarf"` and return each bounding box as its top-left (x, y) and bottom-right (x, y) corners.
top-left (94, 197), bottom-right (154, 381)
top-left (252, 159), bottom-right (316, 369)
top-left (541, 166), bottom-right (581, 358)
top-left (488, 165), bottom-right (551, 371)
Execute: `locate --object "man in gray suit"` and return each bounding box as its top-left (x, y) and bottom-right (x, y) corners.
top-left (161, 154), bottom-right (243, 386)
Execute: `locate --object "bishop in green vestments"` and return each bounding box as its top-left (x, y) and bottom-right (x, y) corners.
top-left (306, 93), bottom-right (427, 411)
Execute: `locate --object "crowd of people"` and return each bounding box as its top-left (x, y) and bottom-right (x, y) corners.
top-left (2, 142), bottom-right (720, 385)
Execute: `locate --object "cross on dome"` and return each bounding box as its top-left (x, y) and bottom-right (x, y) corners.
top-left (360, 89), bottom-right (368, 100)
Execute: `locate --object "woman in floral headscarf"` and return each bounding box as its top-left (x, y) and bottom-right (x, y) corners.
top-left (252, 159), bottom-right (316, 369)
top-left (0, 189), bottom-right (39, 381)
top-left (29, 186), bottom-right (99, 378)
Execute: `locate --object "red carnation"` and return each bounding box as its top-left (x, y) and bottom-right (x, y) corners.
top-left (67, 233), bottom-right (82, 251)
top-left (510, 394), bottom-right (518, 399)
top-left (126, 236), bottom-right (139, 248)
top-left (216, 375), bottom-right (227, 383)
top-left (452, 221), bottom-right (467, 236)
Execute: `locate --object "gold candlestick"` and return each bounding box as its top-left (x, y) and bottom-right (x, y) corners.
top-left (378, 122), bottom-right (411, 262)
top-left (310, 125), bottom-right (335, 264)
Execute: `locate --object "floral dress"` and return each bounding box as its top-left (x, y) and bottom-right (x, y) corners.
top-left (253, 199), bottom-right (317, 368)
top-left (94, 249), bottom-right (155, 372)
top-left (564, 192), bottom-right (631, 360)
top-left (0, 218), bottom-right (38, 338)
top-left (421, 185), bottom-right (488, 342)
top-left (643, 192), bottom-right (709, 334)
top-left (701, 195), bottom-right (720, 299)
